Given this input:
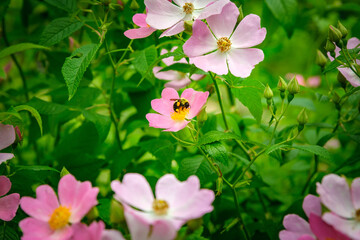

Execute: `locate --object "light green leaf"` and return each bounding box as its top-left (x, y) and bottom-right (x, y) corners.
top-left (44, 0), bottom-right (76, 12)
top-left (292, 145), bottom-right (331, 160)
top-left (27, 97), bottom-right (69, 115)
top-left (0, 43), bottom-right (49, 59)
top-left (178, 155), bottom-right (217, 184)
top-left (16, 165), bottom-right (59, 172)
top-left (202, 142), bottom-right (229, 166)
top-left (132, 45), bottom-right (158, 86)
top-left (13, 105), bottom-right (43, 135)
top-left (198, 131), bottom-right (241, 145)
top-left (62, 43), bottom-right (101, 100)
top-left (139, 139), bottom-right (174, 171)
top-left (40, 17), bottom-right (84, 46)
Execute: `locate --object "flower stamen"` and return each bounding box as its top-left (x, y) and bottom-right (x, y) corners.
top-left (183, 3), bottom-right (194, 14)
top-left (171, 107), bottom-right (189, 121)
top-left (48, 206), bottom-right (71, 230)
top-left (152, 199), bottom-right (169, 215)
top-left (217, 37), bottom-right (232, 53)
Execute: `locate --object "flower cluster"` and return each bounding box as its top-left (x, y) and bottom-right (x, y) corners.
top-left (280, 174), bottom-right (360, 239)
top-left (0, 176), bottom-right (20, 221)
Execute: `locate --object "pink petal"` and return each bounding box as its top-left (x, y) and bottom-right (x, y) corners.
top-left (190, 51), bottom-right (228, 75)
top-left (164, 78), bottom-right (191, 90)
top-left (160, 21), bottom-right (185, 38)
top-left (181, 89), bottom-right (209, 119)
top-left (298, 236), bottom-right (316, 240)
top-left (347, 37), bottom-right (360, 50)
top-left (206, 2), bottom-right (238, 38)
top-left (154, 67), bottom-right (182, 82)
top-left (227, 48), bottom-right (264, 78)
top-left (0, 153), bottom-right (14, 164)
top-left (145, 0), bottom-right (185, 29)
top-left (133, 14), bottom-right (148, 27)
top-left (309, 213), bottom-right (351, 240)
top-left (161, 88), bottom-right (179, 101)
top-left (196, 0), bottom-right (230, 19)
top-left (0, 175), bottom-right (11, 197)
top-left (322, 212), bottom-right (360, 240)
top-left (124, 27), bottom-right (156, 39)
top-left (351, 177), bottom-right (360, 210)
top-left (111, 174), bottom-right (154, 211)
top-left (183, 20), bottom-right (217, 58)
top-left (151, 97), bottom-right (175, 117)
top-left (303, 194), bottom-right (322, 219)
top-left (307, 76), bottom-right (321, 88)
top-left (191, 74), bottom-right (205, 81)
top-left (163, 120), bottom-right (190, 132)
top-left (338, 66), bottom-right (360, 87)
top-left (316, 174), bottom-right (355, 218)
top-left (149, 220), bottom-right (177, 240)
top-left (0, 124), bottom-right (15, 150)
top-left (279, 230), bottom-right (314, 240)
top-left (20, 185), bottom-right (59, 221)
top-left (72, 221), bottom-right (104, 240)
top-left (282, 214), bottom-right (313, 235)
top-left (102, 230), bottom-right (125, 240)
top-left (0, 193), bottom-right (20, 221)
top-left (231, 14), bottom-right (266, 48)
top-left (146, 113), bottom-right (175, 130)
top-left (58, 174), bottom-right (99, 223)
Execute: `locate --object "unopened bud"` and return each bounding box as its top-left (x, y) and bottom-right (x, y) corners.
top-left (277, 77), bottom-right (287, 92)
top-left (316, 50), bottom-right (327, 68)
top-left (184, 20), bottom-right (193, 34)
top-left (216, 177), bottom-right (223, 196)
top-left (14, 126), bottom-right (22, 144)
top-left (337, 72), bottom-right (347, 89)
top-left (264, 84), bottom-right (273, 100)
top-left (288, 77), bottom-right (300, 95)
top-left (328, 25), bottom-right (342, 43)
top-left (60, 167), bottom-right (70, 178)
top-left (129, 0), bottom-right (139, 10)
top-left (86, 207), bottom-right (99, 221)
top-left (337, 21), bottom-right (348, 39)
top-left (297, 108), bottom-right (308, 132)
top-left (110, 200), bottom-right (125, 224)
top-left (325, 39), bottom-right (336, 52)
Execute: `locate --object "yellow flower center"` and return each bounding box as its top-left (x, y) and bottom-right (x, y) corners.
top-left (152, 199), bottom-right (169, 215)
top-left (183, 2), bottom-right (194, 14)
top-left (171, 107), bottom-right (189, 121)
top-left (48, 206), bottom-right (71, 230)
top-left (217, 37), bottom-right (232, 53)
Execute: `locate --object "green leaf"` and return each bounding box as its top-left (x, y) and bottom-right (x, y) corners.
top-left (97, 198), bottom-right (111, 225)
top-left (0, 0), bottom-right (10, 22)
top-left (0, 43), bottom-right (49, 59)
top-left (0, 225), bottom-right (19, 240)
top-left (178, 155), bottom-right (217, 184)
top-left (139, 139), bottom-right (174, 171)
top-left (62, 43), bottom-right (101, 100)
top-left (39, 17), bottom-right (84, 46)
top-left (198, 131), bottom-right (241, 145)
top-left (264, 0), bottom-right (298, 37)
top-left (44, 0), bottom-right (77, 12)
top-left (82, 110), bottom-right (111, 142)
top-left (132, 45), bottom-right (158, 85)
top-left (202, 142), bottom-right (229, 166)
top-left (110, 147), bottom-right (140, 180)
top-left (323, 48), bottom-right (360, 73)
top-left (27, 97), bottom-right (69, 115)
top-left (292, 145), bottom-right (331, 160)
top-left (159, 63), bottom-right (206, 75)
top-left (231, 79), bottom-right (263, 123)
top-left (13, 105), bottom-right (43, 135)
top-left (15, 165), bottom-right (59, 172)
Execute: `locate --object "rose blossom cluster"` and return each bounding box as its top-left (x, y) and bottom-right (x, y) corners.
top-left (280, 174), bottom-right (360, 240)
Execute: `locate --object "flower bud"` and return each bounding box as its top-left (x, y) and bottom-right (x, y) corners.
top-left (110, 200), bottom-right (125, 224)
top-left (288, 77), bottom-right (300, 95)
top-left (264, 84), bottom-right (273, 100)
top-left (337, 72), bottom-right (347, 89)
top-left (86, 207), bottom-right (99, 221)
top-left (316, 50), bottom-right (327, 68)
top-left (297, 108), bottom-right (308, 132)
top-left (277, 77), bottom-right (287, 92)
top-left (337, 21), bottom-right (348, 39)
top-left (328, 25), bottom-right (342, 43)
top-left (129, 0), bottom-right (139, 10)
top-left (216, 177), bottom-right (223, 196)
top-left (184, 20), bottom-right (193, 34)
top-left (325, 39), bottom-right (336, 52)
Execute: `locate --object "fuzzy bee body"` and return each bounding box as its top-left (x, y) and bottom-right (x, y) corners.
top-left (171, 98), bottom-right (190, 113)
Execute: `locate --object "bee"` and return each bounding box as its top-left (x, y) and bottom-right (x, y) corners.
top-left (171, 98), bottom-right (190, 113)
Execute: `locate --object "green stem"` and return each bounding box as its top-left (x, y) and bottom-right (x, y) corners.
top-left (169, 132), bottom-right (195, 146)
top-left (301, 155), bottom-right (319, 195)
top-left (210, 72), bottom-right (229, 131)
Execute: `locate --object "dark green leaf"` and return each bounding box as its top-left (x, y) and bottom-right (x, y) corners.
top-left (139, 139), bottom-right (175, 171)
top-left (0, 43), bottom-right (49, 59)
top-left (97, 198), bottom-right (111, 225)
top-left (202, 142), bottom-right (229, 166)
top-left (132, 45), bottom-right (158, 85)
top-left (0, 225), bottom-right (19, 240)
top-left (178, 155), bottom-right (217, 184)
top-left (44, 0), bottom-right (77, 12)
top-left (14, 105), bottom-right (43, 135)
top-left (27, 97), bottom-right (69, 115)
top-left (0, 0), bottom-right (10, 22)
top-left (198, 131), bottom-right (241, 145)
top-left (82, 110), bottom-right (111, 142)
top-left (15, 165), bottom-right (59, 172)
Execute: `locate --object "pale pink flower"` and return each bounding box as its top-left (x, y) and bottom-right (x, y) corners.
top-left (328, 37), bottom-right (360, 87)
top-left (183, 2), bottom-right (266, 77)
top-left (111, 173), bottom-right (215, 231)
top-left (0, 176), bottom-right (20, 221)
top-left (0, 123), bottom-right (16, 164)
top-left (124, 13), bottom-right (156, 39)
top-left (153, 47), bottom-right (205, 90)
top-left (71, 221), bottom-right (125, 240)
top-left (145, 0), bottom-right (229, 37)
top-left (20, 174), bottom-right (99, 240)
top-left (280, 194), bottom-right (351, 240)
top-left (286, 73), bottom-right (321, 88)
top-left (146, 88), bottom-right (209, 132)
top-left (316, 174), bottom-right (360, 239)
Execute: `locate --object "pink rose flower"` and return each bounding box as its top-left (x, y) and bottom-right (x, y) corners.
top-left (183, 2), bottom-right (266, 77)
top-left (124, 13), bottom-right (156, 39)
top-left (328, 37), bottom-right (360, 87)
top-left (146, 88), bottom-right (209, 132)
top-left (145, 0), bottom-right (229, 37)
top-left (153, 47), bottom-right (205, 90)
top-left (20, 174), bottom-right (99, 240)
top-left (0, 123), bottom-right (16, 164)
top-left (0, 176), bottom-right (20, 221)
top-left (111, 173), bottom-right (215, 231)
top-left (71, 221), bottom-right (125, 240)
top-left (316, 174), bottom-right (360, 239)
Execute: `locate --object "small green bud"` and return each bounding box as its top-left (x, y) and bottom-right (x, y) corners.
top-left (184, 20), bottom-right (193, 34)
top-left (237, 5), bottom-right (244, 22)
top-left (110, 200), bottom-right (125, 224)
top-left (187, 218), bottom-right (203, 232)
top-left (288, 77), bottom-right (300, 95)
top-left (325, 39), bottom-right (336, 52)
top-left (60, 167), bottom-right (70, 178)
top-left (264, 84), bottom-right (273, 100)
top-left (216, 177), bottom-right (223, 196)
top-left (129, 0), bottom-right (139, 10)
top-left (337, 72), bottom-right (347, 89)
top-left (277, 76), bottom-right (287, 92)
top-left (337, 21), bottom-right (348, 39)
top-left (86, 207), bottom-right (99, 221)
top-left (332, 92), bottom-right (341, 110)
top-left (316, 50), bottom-right (327, 68)
top-left (328, 25), bottom-right (342, 43)
top-left (297, 108), bottom-right (308, 132)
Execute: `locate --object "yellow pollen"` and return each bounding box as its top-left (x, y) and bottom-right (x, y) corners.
top-left (217, 37), bottom-right (232, 53)
top-left (183, 3), bottom-right (194, 14)
top-left (356, 209), bottom-right (360, 221)
top-left (152, 199), bottom-right (169, 215)
top-left (48, 206), bottom-right (71, 230)
top-left (171, 107), bottom-right (189, 121)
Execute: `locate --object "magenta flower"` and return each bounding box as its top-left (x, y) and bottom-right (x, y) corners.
top-left (0, 123), bottom-right (15, 164)
top-left (183, 2), bottom-right (266, 77)
top-left (111, 173), bottom-right (215, 230)
top-left (145, 0), bottom-right (229, 37)
top-left (153, 47), bottom-right (205, 90)
top-left (280, 194), bottom-right (350, 240)
top-left (20, 174), bottom-right (99, 240)
top-left (71, 221), bottom-right (125, 240)
top-left (146, 88), bottom-right (209, 132)
top-left (328, 37), bottom-right (360, 87)
top-left (316, 174), bottom-right (360, 239)
top-left (0, 176), bottom-right (20, 221)
top-left (124, 13), bottom-right (156, 39)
